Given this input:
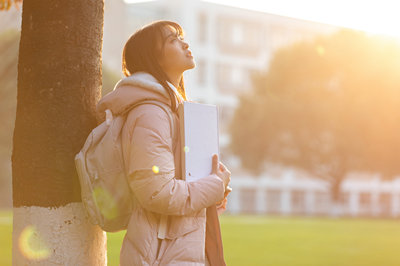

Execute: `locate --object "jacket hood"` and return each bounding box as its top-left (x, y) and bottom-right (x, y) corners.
top-left (96, 72), bottom-right (176, 121)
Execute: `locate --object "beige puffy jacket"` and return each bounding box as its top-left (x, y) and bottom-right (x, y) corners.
top-left (97, 72), bottom-right (226, 265)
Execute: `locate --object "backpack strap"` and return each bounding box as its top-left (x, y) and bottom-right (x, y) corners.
top-left (121, 100), bottom-right (177, 147)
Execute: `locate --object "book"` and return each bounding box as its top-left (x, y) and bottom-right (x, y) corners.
top-left (178, 101), bottom-right (219, 182)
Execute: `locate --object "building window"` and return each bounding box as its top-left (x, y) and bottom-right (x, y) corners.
top-left (231, 23), bottom-right (244, 45)
top-left (339, 192), bottom-right (349, 205)
top-left (217, 64), bottom-right (249, 95)
top-left (241, 188), bottom-right (256, 213)
top-left (359, 192), bottom-right (371, 213)
top-left (196, 59), bottom-right (206, 86)
top-left (218, 105), bottom-right (235, 133)
top-left (266, 189), bottom-right (281, 213)
top-left (216, 16), bottom-right (262, 57)
top-left (291, 190), bottom-right (306, 214)
top-left (216, 63), bottom-right (230, 92)
top-left (231, 66), bottom-right (243, 86)
top-left (267, 25), bottom-right (291, 51)
top-left (219, 105), bottom-right (234, 122)
top-left (379, 193), bottom-right (391, 216)
top-left (198, 13), bottom-right (207, 43)
top-left (314, 192), bottom-right (330, 214)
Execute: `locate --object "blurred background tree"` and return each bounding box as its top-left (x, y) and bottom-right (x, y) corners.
top-left (0, 0), bottom-right (22, 10)
top-left (230, 29), bottom-right (400, 203)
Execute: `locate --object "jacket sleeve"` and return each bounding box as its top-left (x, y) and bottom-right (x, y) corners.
top-left (125, 105), bottom-right (225, 216)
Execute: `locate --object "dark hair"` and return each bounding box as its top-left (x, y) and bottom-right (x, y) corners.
top-left (122, 20), bottom-right (188, 111)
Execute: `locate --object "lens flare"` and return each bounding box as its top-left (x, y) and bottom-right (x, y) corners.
top-left (183, 146), bottom-right (190, 153)
top-left (316, 45), bottom-right (325, 56)
top-left (18, 225), bottom-right (51, 261)
top-left (152, 165), bottom-right (160, 174)
top-left (92, 187), bottom-right (118, 220)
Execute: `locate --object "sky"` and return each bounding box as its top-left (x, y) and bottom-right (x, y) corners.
top-left (205, 0), bottom-right (400, 38)
top-left (126, 0), bottom-right (400, 38)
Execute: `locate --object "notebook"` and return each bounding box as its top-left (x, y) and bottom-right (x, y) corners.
top-left (178, 101), bottom-right (219, 182)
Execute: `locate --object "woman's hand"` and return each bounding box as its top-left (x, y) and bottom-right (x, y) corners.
top-left (211, 154), bottom-right (231, 189)
top-left (211, 154), bottom-right (232, 215)
top-left (216, 187), bottom-right (232, 215)
top-left (216, 197), bottom-right (228, 215)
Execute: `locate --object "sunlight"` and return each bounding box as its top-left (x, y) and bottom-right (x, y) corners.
top-left (316, 45), bottom-right (325, 56)
top-left (19, 226), bottom-right (50, 261)
top-left (152, 165), bottom-right (160, 174)
top-left (125, 0), bottom-right (155, 3)
top-left (92, 187), bottom-right (118, 220)
top-left (203, 0), bottom-right (400, 39)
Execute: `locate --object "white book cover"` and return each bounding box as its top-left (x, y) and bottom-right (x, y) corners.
top-left (178, 101), bottom-right (219, 182)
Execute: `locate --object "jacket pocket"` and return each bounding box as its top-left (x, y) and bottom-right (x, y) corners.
top-left (165, 209), bottom-right (205, 240)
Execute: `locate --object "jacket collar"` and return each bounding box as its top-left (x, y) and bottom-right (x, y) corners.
top-left (96, 72), bottom-right (180, 121)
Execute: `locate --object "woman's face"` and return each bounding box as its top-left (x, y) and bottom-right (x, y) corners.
top-left (158, 26), bottom-right (195, 76)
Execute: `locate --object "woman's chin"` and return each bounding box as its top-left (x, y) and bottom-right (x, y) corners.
top-left (188, 60), bottom-right (196, 69)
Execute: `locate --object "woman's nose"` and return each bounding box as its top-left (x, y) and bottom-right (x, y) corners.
top-left (182, 41), bottom-right (189, 49)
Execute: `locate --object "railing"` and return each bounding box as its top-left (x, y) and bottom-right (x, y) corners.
top-left (226, 170), bottom-right (400, 217)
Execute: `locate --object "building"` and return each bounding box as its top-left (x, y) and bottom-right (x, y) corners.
top-left (228, 170), bottom-right (400, 218)
top-left (103, 0), bottom-right (340, 148)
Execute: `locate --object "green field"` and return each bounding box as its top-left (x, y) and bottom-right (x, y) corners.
top-left (2, 211), bottom-right (400, 265)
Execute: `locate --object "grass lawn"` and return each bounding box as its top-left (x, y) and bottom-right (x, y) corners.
top-left (2, 211), bottom-right (400, 265)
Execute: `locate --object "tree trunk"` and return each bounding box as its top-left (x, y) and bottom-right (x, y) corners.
top-left (329, 171), bottom-right (345, 217)
top-left (12, 0), bottom-right (106, 264)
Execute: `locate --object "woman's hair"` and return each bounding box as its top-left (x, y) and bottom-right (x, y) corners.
top-left (122, 20), bottom-right (188, 111)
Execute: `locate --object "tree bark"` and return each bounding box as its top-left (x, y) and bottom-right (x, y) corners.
top-left (12, 0), bottom-right (106, 264)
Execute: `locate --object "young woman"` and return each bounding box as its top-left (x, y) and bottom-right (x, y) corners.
top-left (96, 21), bottom-right (231, 265)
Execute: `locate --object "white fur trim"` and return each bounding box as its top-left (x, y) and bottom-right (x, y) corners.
top-left (114, 72), bottom-right (170, 99)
